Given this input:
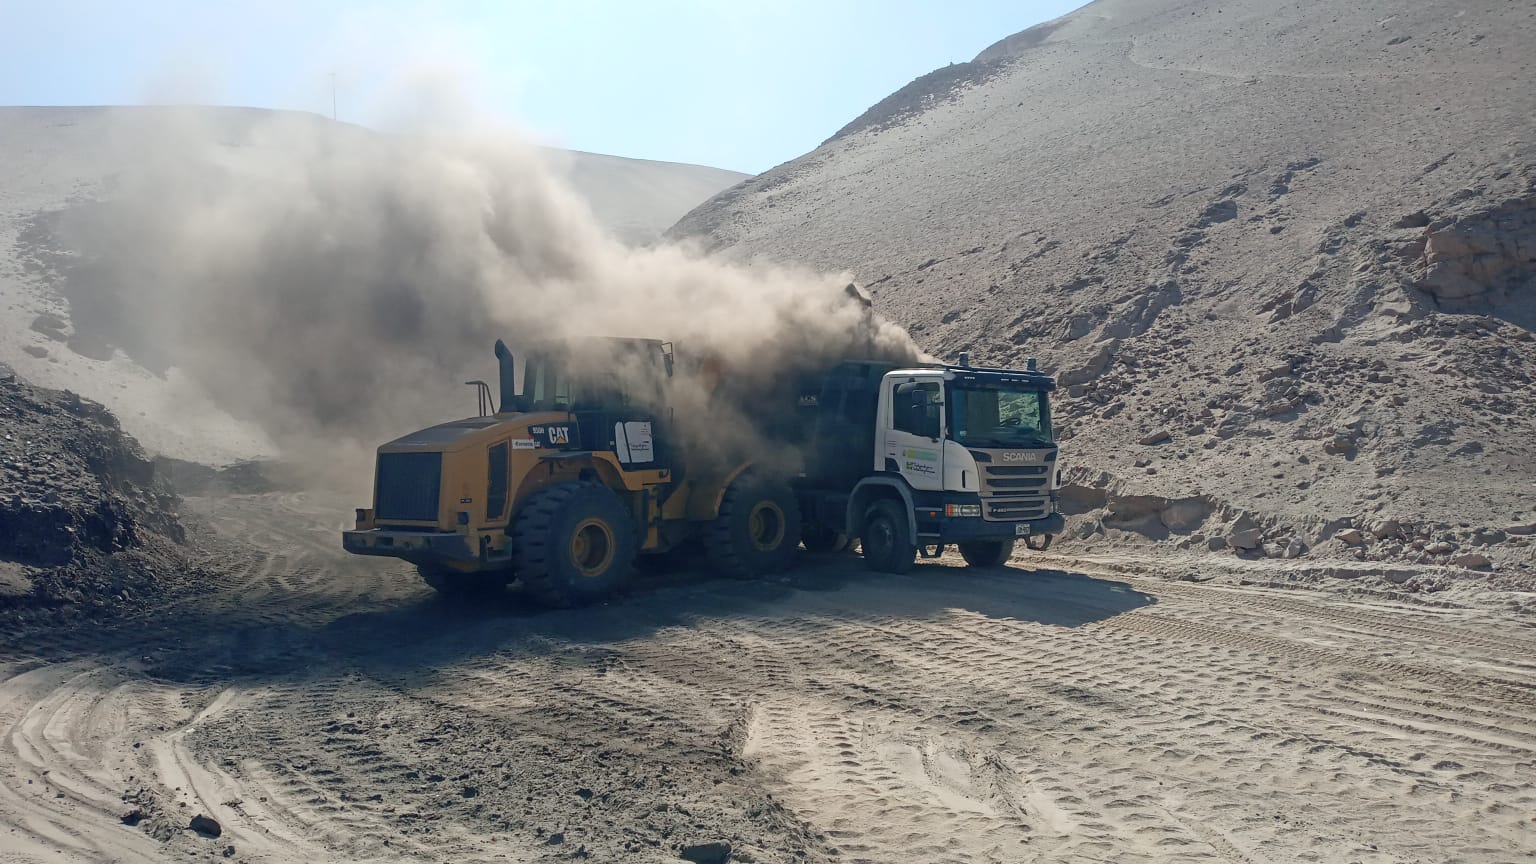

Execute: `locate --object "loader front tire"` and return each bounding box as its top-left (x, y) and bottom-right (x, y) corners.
top-left (705, 476), bottom-right (802, 578)
top-left (512, 482), bottom-right (636, 607)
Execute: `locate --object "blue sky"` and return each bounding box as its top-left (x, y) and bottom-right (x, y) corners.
top-left (0, 0), bottom-right (1081, 173)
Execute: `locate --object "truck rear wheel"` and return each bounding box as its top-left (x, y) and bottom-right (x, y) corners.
top-left (958, 540), bottom-right (1014, 568)
top-left (418, 564), bottom-right (509, 599)
top-left (705, 476), bottom-right (802, 578)
top-left (861, 498), bottom-right (916, 574)
top-left (512, 482), bottom-right (636, 607)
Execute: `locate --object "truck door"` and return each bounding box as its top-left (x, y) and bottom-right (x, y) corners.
top-left (882, 378), bottom-right (945, 492)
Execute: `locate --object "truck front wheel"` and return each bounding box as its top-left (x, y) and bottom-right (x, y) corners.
top-left (861, 499), bottom-right (916, 574)
top-left (958, 540), bottom-right (1014, 568)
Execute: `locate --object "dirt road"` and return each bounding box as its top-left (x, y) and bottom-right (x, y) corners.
top-left (3, 493), bottom-right (1533, 864)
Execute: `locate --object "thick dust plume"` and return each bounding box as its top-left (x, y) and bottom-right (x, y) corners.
top-left (57, 108), bottom-right (922, 485)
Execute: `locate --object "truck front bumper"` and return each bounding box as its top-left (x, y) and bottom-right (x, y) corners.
top-left (342, 528), bottom-right (478, 564)
top-left (935, 512), bottom-right (1065, 542)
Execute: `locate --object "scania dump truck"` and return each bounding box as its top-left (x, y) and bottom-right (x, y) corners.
top-left (342, 338), bottom-right (1062, 605)
top-left (784, 354), bottom-right (1063, 573)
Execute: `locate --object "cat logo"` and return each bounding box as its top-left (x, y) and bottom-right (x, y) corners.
top-left (548, 426), bottom-right (571, 445)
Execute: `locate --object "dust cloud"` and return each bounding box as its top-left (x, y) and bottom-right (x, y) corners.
top-left (55, 106), bottom-right (922, 486)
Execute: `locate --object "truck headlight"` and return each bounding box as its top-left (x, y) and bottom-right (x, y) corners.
top-left (945, 504), bottom-right (982, 518)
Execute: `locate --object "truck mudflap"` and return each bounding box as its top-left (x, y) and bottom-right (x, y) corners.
top-left (342, 528), bottom-right (478, 564)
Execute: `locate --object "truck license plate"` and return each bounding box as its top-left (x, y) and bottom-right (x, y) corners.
top-left (1014, 524), bottom-right (1031, 536)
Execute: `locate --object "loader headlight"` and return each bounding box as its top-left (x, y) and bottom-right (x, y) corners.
top-left (945, 503), bottom-right (982, 518)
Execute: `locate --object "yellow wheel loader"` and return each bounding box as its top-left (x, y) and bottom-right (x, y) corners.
top-left (342, 338), bottom-right (800, 606)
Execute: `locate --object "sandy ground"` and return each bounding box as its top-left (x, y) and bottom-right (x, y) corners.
top-left (2, 491), bottom-right (1533, 864)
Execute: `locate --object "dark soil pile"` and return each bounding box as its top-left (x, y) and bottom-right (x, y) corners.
top-left (0, 365), bottom-right (190, 617)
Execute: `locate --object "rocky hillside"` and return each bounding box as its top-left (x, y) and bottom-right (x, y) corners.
top-left (0, 364), bottom-right (191, 618)
top-left (671, 0), bottom-right (1536, 566)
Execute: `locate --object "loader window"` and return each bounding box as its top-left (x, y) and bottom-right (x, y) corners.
top-left (486, 442), bottom-right (509, 520)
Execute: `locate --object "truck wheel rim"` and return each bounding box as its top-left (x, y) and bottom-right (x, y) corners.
top-left (748, 502), bottom-right (786, 552)
top-left (869, 519), bottom-right (893, 557)
top-left (570, 518), bottom-right (615, 577)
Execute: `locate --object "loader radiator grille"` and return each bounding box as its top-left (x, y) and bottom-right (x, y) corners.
top-left (375, 452), bottom-right (442, 522)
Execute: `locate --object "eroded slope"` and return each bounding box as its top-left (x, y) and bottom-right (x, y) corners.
top-left (670, 0), bottom-right (1536, 562)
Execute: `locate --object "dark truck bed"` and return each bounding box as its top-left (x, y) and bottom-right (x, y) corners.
top-left (780, 361), bottom-right (895, 532)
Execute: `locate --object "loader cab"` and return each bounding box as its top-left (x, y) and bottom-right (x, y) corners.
top-left (496, 337), bottom-right (675, 469)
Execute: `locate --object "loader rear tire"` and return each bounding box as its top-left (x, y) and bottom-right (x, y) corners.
top-left (705, 476), bottom-right (802, 578)
top-left (512, 482), bottom-right (636, 608)
top-left (861, 498), bottom-right (916, 574)
top-left (419, 564), bottom-right (509, 600)
top-left (959, 540), bottom-right (1014, 568)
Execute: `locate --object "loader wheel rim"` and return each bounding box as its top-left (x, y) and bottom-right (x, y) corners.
top-left (570, 518), bottom-right (616, 578)
top-left (747, 501), bottom-right (786, 552)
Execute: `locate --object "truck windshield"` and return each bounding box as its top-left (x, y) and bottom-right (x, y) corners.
top-left (947, 384), bottom-right (1053, 448)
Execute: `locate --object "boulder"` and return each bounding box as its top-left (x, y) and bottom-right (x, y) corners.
top-left (1138, 429), bottom-right (1172, 446)
top-left (1451, 553), bottom-right (1492, 570)
top-left (189, 815), bottom-right (222, 838)
top-left (1229, 527), bottom-right (1264, 550)
top-left (1335, 528), bottom-right (1365, 545)
top-left (1369, 519), bottom-right (1401, 539)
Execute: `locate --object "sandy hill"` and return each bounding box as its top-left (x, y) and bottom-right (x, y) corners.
top-left (559, 148), bottom-right (749, 246)
top-left (0, 106), bottom-right (745, 463)
top-left (670, 0), bottom-right (1536, 563)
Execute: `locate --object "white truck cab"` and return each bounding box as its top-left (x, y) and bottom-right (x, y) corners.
top-left (791, 356), bottom-right (1063, 573)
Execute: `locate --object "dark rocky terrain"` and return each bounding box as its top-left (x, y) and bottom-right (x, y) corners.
top-left (670, 0), bottom-right (1536, 572)
top-left (0, 364), bottom-right (191, 618)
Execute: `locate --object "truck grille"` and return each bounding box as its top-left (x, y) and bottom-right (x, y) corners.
top-left (985, 497), bottom-right (1051, 521)
top-left (981, 464), bottom-right (1050, 492)
top-left (375, 452), bottom-right (442, 522)
top-left (969, 448), bottom-right (1056, 522)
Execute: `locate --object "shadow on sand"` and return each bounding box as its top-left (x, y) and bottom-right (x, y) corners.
top-left (3, 551), bottom-right (1155, 689)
